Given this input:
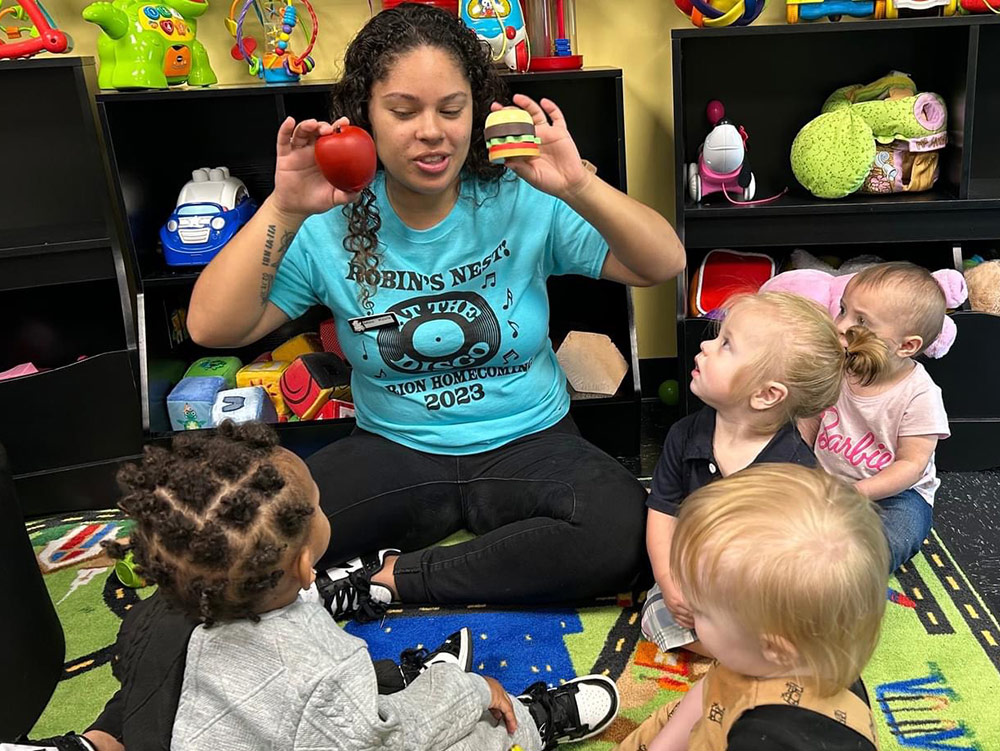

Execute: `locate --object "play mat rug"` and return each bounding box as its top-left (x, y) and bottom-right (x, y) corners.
top-left (28, 509), bottom-right (1000, 750)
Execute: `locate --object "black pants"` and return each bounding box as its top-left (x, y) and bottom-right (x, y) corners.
top-left (307, 415), bottom-right (649, 605)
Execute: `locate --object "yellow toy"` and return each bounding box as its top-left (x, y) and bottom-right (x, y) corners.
top-left (272, 332), bottom-right (323, 362)
top-left (674, 0), bottom-right (766, 27)
top-left (236, 360), bottom-right (291, 415)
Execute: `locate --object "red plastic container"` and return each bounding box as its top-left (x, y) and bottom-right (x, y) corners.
top-left (380, 0), bottom-right (459, 14)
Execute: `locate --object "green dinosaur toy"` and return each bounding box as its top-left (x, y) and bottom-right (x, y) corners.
top-left (791, 72), bottom-right (947, 199)
top-left (82, 0), bottom-right (216, 89)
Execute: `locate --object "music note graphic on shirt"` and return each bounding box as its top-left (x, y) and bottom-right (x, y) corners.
top-left (503, 288), bottom-right (513, 310)
top-left (481, 272), bottom-right (497, 289)
top-left (361, 340), bottom-right (369, 361)
top-left (508, 320), bottom-right (519, 339)
top-left (503, 349), bottom-right (519, 363)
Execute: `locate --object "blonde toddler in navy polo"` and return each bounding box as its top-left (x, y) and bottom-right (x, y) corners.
top-left (642, 291), bottom-right (885, 653)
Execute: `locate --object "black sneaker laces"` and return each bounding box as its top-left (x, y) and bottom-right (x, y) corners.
top-left (398, 646), bottom-right (431, 684)
top-left (317, 569), bottom-right (389, 623)
top-left (521, 681), bottom-right (580, 749)
top-left (349, 568), bottom-right (390, 623)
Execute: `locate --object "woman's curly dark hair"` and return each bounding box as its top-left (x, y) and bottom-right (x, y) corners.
top-left (105, 421), bottom-right (315, 626)
top-left (330, 3), bottom-right (507, 310)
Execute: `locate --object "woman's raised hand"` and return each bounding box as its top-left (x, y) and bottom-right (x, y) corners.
top-left (491, 94), bottom-right (593, 201)
top-left (271, 116), bottom-right (361, 220)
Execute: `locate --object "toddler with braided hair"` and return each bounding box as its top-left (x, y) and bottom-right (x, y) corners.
top-left (98, 420), bottom-right (618, 751)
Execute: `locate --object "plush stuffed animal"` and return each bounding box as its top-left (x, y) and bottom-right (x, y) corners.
top-left (791, 71), bottom-right (947, 199)
top-left (761, 266), bottom-right (967, 358)
top-left (965, 260), bottom-right (1000, 316)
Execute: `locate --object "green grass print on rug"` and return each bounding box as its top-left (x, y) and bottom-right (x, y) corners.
top-left (29, 512), bottom-right (1000, 751)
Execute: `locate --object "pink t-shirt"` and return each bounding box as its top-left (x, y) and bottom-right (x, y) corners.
top-left (815, 362), bottom-right (950, 505)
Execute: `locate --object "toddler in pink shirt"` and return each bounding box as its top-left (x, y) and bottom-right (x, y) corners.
top-left (805, 262), bottom-right (950, 572)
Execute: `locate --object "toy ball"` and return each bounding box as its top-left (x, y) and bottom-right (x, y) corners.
top-left (658, 379), bottom-right (679, 406)
top-left (314, 125), bottom-right (378, 193)
top-left (674, 0), bottom-right (767, 27)
top-left (706, 100), bottom-right (725, 125)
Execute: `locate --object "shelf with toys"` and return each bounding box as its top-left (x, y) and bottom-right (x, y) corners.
top-left (96, 68), bottom-right (641, 458)
top-left (138, 288), bottom-right (358, 444)
top-left (671, 16), bottom-right (1000, 471)
top-left (682, 192), bottom-right (1000, 249)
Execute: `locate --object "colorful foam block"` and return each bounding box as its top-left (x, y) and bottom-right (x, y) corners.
top-left (316, 399), bottom-right (356, 420)
top-left (184, 356), bottom-right (243, 388)
top-left (148, 359), bottom-right (189, 433)
top-left (236, 361), bottom-right (291, 415)
top-left (167, 376), bottom-right (226, 431)
top-left (211, 386), bottom-right (278, 426)
top-left (272, 333), bottom-right (323, 363)
top-left (279, 352), bottom-right (351, 420)
top-left (319, 318), bottom-right (346, 360)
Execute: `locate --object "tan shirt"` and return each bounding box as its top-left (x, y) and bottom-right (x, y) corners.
top-left (688, 663), bottom-right (878, 750)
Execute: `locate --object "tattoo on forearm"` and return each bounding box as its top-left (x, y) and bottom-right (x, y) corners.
top-left (263, 225), bottom-right (276, 267)
top-left (260, 272), bottom-right (274, 306)
top-left (262, 225), bottom-right (296, 269)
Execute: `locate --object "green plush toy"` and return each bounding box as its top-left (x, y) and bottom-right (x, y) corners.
top-left (82, 0), bottom-right (217, 89)
top-left (791, 72), bottom-right (947, 199)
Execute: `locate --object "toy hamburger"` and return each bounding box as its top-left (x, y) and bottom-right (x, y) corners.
top-left (485, 108), bottom-right (541, 163)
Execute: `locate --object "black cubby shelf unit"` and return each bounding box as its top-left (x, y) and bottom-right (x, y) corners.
top-left (96, 67), bottom-right (642, 458)
top-left (0, 57), bottom-right (142, 516)
top-left (672, 16), bottom-right (1000, 471)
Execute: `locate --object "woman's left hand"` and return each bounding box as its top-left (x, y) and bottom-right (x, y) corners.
top-left (491, 94), bottom-right (592, 200)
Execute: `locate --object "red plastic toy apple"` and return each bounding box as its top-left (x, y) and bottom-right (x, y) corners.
top-left (314, 125), bottom-right (377, 194)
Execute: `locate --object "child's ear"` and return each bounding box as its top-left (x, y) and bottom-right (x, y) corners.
top-left (293, 545), bottom-right (317, 590)
top-left (750, 381), bottom-right (789, 412)
top-left (760, 633), bottom-right (799, 667)
top-left (897, 334), bottom-right (923, 358)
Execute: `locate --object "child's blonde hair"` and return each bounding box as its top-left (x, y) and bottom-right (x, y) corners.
top-left (671, 464), bottom-right (889, 697)
top-left (722, 291), bottom-right (883, 432)
top-left (847, 261), bottom-right (947, 361)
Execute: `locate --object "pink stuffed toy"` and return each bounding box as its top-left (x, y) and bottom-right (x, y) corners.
top-left (760, 267), bottom-right (967, 358)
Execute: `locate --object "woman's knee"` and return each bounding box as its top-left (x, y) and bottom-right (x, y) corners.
top-left (575, 488), bottom-right (649, 587)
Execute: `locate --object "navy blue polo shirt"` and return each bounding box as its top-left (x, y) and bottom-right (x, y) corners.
top-left (647, 406), bottom-right (817, 516)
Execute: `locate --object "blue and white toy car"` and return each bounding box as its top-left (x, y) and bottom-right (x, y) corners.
top-left (160, 167), bottom-right (257, 267)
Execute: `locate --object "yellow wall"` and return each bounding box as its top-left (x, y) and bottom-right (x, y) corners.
top-left (42, 0), bottom-right (787, 358)
top-left (575, 1), bottom-right (786, 357)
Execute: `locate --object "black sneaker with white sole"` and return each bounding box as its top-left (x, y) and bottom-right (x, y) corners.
top-left (398, 627), bottom-right (475, 685)
top-left (316, 548), bottom-right (399, 622)
top-left (518, 674), bottom-right (620, 749)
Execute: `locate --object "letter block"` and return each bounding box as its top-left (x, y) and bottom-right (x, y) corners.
top-left (236, 361), bottom-right (292, 415)
top-left (183, 356), bottom-right (243, 388)
top-left (211, 386), bottom-right (278, 426)
top-left (167, 376), bottom-right (226, 431)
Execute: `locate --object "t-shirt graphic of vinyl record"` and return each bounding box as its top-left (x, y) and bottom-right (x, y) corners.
top-left (377, 291), bottom-right (501, 374)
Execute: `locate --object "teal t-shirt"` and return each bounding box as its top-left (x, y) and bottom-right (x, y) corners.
top-left (268, 172), bottom-right (609, 455)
